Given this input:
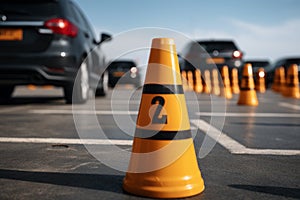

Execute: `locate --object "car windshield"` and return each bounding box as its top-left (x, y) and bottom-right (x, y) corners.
top-left (0, 1), bottom-right (58, 20)
top-left (109, 62), bottom-right (135, 70)
top-left (198, 41), bottom-right (238, 52)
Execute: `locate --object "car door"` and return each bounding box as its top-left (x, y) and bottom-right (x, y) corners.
top-left (70, 3), bottom-right (101, 83)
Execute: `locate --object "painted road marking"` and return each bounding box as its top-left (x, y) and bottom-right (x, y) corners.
top-left (0, 106), bottom-right (30, 114)
top-left (0, 119), bottom-right (299, 156)
top-left (29, 109), bottom-right (139, 115)
top-left (279, 102), bottom-right (300, 111)
top-left (0, 137), bottom-right (132, 145)
top-left (191, 119), bottom-right (300, 156)
top-left (29, 109), bottom-right (300, 118)
top-left (196, 112), bottom-right (300, 118)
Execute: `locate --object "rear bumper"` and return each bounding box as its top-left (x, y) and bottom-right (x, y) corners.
top-left (0, 54), bottom-right (78, 86)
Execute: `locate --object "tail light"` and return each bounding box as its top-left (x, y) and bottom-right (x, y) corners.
top-left (45, 18), bottom-right (78, 37)
top-left (232, 50), bottom-right (243, 59)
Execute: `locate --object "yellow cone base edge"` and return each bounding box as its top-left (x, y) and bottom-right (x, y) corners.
top-left (123, 138), bottom-right (205, 199)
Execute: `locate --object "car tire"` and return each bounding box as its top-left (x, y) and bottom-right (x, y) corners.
top-left (64, 60), bottom-right (90, 104)
top-left (0, 86), bottom-right (15, 101)
top-left (96, 71), bottom-right (108, 96)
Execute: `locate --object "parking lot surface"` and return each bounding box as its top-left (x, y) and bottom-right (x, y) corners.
top-left (0, 86), bottom-right (299, 200)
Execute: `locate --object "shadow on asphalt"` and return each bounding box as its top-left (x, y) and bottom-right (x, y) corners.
top-left (229, 184), bottom-right (300, 199)
top-left (0, 169), bottom-right (124, 193)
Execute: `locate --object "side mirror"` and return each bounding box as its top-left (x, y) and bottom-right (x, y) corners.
top-left (99, 33), bottom-right (112, 44)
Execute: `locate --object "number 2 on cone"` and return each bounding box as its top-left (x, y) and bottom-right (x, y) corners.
top-left (151, 96), bottom-right (167, 124)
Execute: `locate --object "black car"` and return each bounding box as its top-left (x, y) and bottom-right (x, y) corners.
top-left (180, 40), bottom-right (244, 72)
top-left (107, 60), bottom-right (141, 88)
top-left (265, 57), bottom-right (300, 87)
top-left (0, 0), bottom-right (111, 104)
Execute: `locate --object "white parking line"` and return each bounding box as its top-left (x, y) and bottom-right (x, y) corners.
top-left (279, 102), bottom-right (300, 111)
top-left (0, 106), bottom-right (30, 114)
top-left (29, 110), bottom-right (138, 115)
top-left (191, 119), bottom-right (300, 156)
top-left (196, 112), bottom-right (300, 118)
top-left (0, 137), bottom-right (132, 145)
top-left (30, 110), bottom-right (300, 118)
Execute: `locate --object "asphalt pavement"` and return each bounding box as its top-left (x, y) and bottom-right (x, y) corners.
top-left (0, 86), bottom-right (299, 200)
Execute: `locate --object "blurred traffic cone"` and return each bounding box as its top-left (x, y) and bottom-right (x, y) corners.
top-left (211, 69), bottom-right (220, 96)
top-left (181, 71), bottom-right (189, 91)
top-left (194, 69), bottom-right (203, 93)
top-left (187, 70), bottom-right (194, 91)
top-left (27, 84), bottom-right (37, 90)
top-left (220, 66), bottom-right (232, 99)
top-left (231, 68), bottom-right (240, 94)
top-left (282, 64), bottom-right (300, 99)
top-left (237, 63), bottom-right (259, 106)
top-left (272, 68), bottom-right (280, 92)
top-left (123, 38), bottom-right (205, 198)
top-left (278, 67), bottom-right (286, 95)
top-left (255, 68), bottom-right (266, 93)
top-left (203, 70), bottom-right (211, 94)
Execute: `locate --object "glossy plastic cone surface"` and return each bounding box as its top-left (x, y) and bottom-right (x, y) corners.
top-left (283, 64), bottom-right (300, 99)
top-left (187, 71), bottom-right (194, 91)
top-left (181, 71), bottom-right (189, 91)
top-left (255, 68), bottom-right (266, 93)
top-left (231, 68), bottom-right (240, 94)
top-left (220, 66), bottom-right (232, 99)
top-left (211, 69), bottom-right (220, 96)
top-left (278, 67), bottom-right (286, 95)
top-left (237, 64), bottom-right (259, 106)
top-left (123, 38), bottom-right (205, 198)
top-left (272, 68), bottom-right (280, 92)
top-left (203, 70), bottom-right (211, 94)
top-left (195, 69), bottom-right (203, 93)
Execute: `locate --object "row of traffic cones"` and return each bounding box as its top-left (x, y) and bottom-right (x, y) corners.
top-left (272, 65), bottom-right (300, 99)
top-left (181, 67), bottom-right (238, 97)
top-left (181, 67), bottom-right (266, 96)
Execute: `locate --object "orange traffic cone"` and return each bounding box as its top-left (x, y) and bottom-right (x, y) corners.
top-left (278, 67), bottom-right (286, 94)
top-left (283, 64), bottom-right (300, 99)
top-left (231, 68), bottom-right (240, 94)
top-left (27, 84), bottom-right (37, 90)
top-left (272, 68), bottom-right (280, 92)
top-left (220, 65), bottom-right (232, 99)
top-left (211, 69), bottom-right (220, 96)
top-left (123, 38), bottom-right (205, 198)
top-left (187, 70), bottom-right (194, 91)
top-left (255, 68), bottom-right (266, 93)
top-left (194, 69), bottom-right (203, 93)
top-left (203, 70), bottom-right (211, 94)
top-left (237, 63), bottom-right (259, 106)
top-left (181, 71), bottom-right (189, 91)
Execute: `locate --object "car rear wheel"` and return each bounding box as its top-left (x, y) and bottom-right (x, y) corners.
top-left (64, 60), bottom-right (90, 104)
top-left (96, 71), bottom-right (108, 96)
top-left (0, 86), bottom-right (15, 101)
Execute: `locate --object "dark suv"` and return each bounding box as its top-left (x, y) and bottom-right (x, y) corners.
top-left (181, 40), bottom-right (243, 72)
top-left (0, 0), bottom-right (111, 104)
